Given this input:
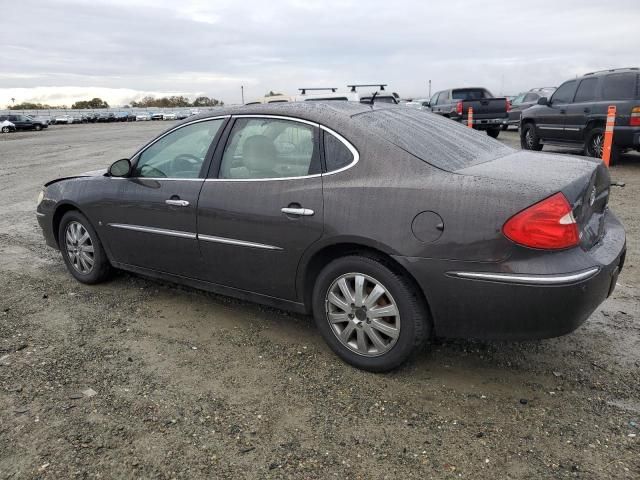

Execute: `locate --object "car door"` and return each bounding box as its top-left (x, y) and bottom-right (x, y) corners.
top-left (564, 77), bottom-right (599, 141)
top-left (196, 115), bottom-right (324, 301)
top-left (8, 115), bottom-right (27, 130)
top-left (536, 80), bottom-right (576, 140)
top-left (97, 117), bottom-right (227, 277)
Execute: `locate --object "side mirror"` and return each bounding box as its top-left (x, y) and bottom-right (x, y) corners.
top-left (537, 97), bottom-right (549, 106)
top-left (108, 158), bottom-right (131, 177)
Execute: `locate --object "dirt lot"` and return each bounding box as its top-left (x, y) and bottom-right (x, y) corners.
top-left (0, 123), bottom-right (638, 479)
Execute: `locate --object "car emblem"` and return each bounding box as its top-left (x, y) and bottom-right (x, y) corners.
top-left (589, 187), bottom-right (596, 207)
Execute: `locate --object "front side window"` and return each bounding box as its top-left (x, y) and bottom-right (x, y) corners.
top-left (324, 131), bottom-right (355, 172)
top-left (601, 73), bottom-right (638, 100)
top-left (551, 80), bottom-right (577, 104)
top-left (574, 78), bottom-right (599, 102)
top-left (134, 119), bottom-right (224, 178)
top-left (429, 92), bottom-right (439, 106)
top-left (511, 93), bottom-right (526, 105)
top-left (219, 118), bottom-right (318, 179)
top-left (436, 92), bottom-right (449, 104)
top-left (523, 93), bottom-right (539, 103)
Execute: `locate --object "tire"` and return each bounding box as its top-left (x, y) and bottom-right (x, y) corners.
top-left (34, 124), bottom-right (42, 131)
top-left (584, 127), bottom-right (620, 165)
top-left (58, 211), bottom-right (112, 284)
top-left (501, 124), bottom-right (508, 131)
top-left (1, 126), bottom-right (9, 133)
top-left (521, 122), bottom-right (543, 151)
top-left (487, 128), bottom-right (500, 139)
top-left (312, 254), bottom-right (430, 372)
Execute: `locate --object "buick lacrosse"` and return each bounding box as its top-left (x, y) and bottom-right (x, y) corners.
top-left (37, 103), bottom-right (626, 371)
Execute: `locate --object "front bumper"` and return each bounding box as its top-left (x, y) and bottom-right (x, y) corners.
top-left (395, 211), bottom-right (626, 340)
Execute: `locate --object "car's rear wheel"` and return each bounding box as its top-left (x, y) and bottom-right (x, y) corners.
top-left (487, 128), bottom-right (500, 138)
top-left (521, 123), bottom-right (543, 151)
top-left (312, 255), bottom-right (430, 372)
top-left (58, 211), bottom-right (112, 284)
top-left (34, 124), bottom-right (42, 131)
top-left (585, 127), bottom-right (620, 166)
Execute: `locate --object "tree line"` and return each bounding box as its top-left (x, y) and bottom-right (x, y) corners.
top-left (7, 95), bottom-right (224, 110)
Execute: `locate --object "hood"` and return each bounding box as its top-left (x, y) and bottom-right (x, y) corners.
top-left (44, 168), bottom-right (107, 187)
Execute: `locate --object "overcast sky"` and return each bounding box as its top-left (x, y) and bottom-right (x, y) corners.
top-left (1, 0), bottom-right (639, 107)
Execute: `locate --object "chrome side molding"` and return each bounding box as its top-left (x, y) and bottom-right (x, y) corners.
top-left (107, 223), bottom-right (196, 239)
top-left (198, 234), bottom-right (282, 250)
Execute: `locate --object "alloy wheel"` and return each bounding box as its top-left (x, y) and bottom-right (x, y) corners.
top-left (590, 133), bottom-right (603, 158)
top-left (525, 128), bottom-right (535, 148)
top-left (325, 273), bottom-right (401, 357)
top-left (64, 221), bottom-right (95, 274)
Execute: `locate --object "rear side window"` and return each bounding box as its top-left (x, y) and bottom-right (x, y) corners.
top-left (574, 78), bottom-right (599, 102)
top-left (323, 131), bottom-right (354, 172)
top-left (601, 73), bottom-right (638, 100)
top-left (551, 80), bottom-right (577, 103)
top-left (523, 93), bottom-right (539, 102)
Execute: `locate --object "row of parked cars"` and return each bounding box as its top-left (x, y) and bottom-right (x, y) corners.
top-left (0, 110), bottom-right (203, 134)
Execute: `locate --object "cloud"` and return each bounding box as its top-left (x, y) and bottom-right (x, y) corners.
top-left (1, 0), bottom-right (639, 106)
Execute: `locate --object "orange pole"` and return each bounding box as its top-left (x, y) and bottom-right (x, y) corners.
top-left (467, 106), bottom-right (473, 129)
top-left (602, 105), bottom-right (616, 167)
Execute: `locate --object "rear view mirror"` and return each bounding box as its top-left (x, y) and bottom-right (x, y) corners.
top-left (537, 97), bottom-right (549, 106)
top-left (108, 158), bottom-right (131, 177)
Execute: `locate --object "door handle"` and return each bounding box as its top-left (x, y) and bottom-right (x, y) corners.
top-left (281, 207), bottom-right (314, 216)
top-left (560, 109), bottom-right (566, 114)
top-left (584, 108), bottom-right (591, 113)
top-left (165, 199), bottom-right (190, 207)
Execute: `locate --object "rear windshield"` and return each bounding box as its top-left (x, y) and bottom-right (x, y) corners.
top-left (452, 89), bottom-right (492, 100)
top-left (355, 108), bottom-right (513, 171)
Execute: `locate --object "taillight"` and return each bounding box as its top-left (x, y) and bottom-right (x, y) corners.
top-left (502, 192), bottom-right (579, 250)
top-left (631, 106), bottom-right (640, 127)
top-left (506, 99), bottom-right (511, 112)
top-left (456, 101), bottom-right (463, 116)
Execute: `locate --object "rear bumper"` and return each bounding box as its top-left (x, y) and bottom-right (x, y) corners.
top-left (395, 211), bottom-right (626, 340)
top-left (461, 117), bottom-right (506, 130)
top-left (612, 126), bottom-right (640, 148)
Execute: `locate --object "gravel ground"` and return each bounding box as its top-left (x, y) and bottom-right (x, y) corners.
top-left (0, 123), bottom-right (638, 479)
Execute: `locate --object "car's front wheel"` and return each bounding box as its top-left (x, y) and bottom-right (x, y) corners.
top-left (312, 255), bottom-right (430, 372)
top-left (58, 211), bottom-right (112, 284)
top-left (1, 126), bottom-right (9, 133)
top-left (34, 124), bottom-right (42, 131)
top-left (521, 123), bottom-right (543, 151)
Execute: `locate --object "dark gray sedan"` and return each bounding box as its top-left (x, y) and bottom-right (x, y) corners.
top-left (36, 103), bottom-right (626, 371)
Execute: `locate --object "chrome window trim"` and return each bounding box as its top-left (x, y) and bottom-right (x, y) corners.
top-left (107, 223), bottom-right (196, 239)
top-left (204, 115), bottom-right (360, 182)
top-left (448, 267), bottom-right (600, 285)
top-left (198, 234), bottom-right (282, 251)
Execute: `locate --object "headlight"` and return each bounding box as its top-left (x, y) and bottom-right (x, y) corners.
top-left (37, 189), bottom-right (45, 206)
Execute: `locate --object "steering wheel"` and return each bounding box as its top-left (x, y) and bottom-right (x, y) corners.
top-left (174, 153), bottom-right (201, 165)
top-left (139, 165), bottom-right (167, 178)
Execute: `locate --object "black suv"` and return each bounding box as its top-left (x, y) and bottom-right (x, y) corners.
top-left (520, 68), bottom-right (640, 164)
top-left (0, 114), bottom-right (48, 131)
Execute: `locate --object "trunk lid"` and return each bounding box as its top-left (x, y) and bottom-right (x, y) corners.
top-left (456, 151), bottom-right (610, 250)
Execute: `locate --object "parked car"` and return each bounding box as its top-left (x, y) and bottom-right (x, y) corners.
top-left (0, 114), bottom-right (48, 131)
top-left (162, 112), bottom-right (177, 120)
top-left (52, 114), bottom-right (73, 125)
top-left (503, 88), bottom-right (556, 130)
top-left (521, 67), bottom-right (640, 164)
top-left (135, 112), bottom-right (152, 121)
top-left (428, 87), bottom-right (509, 138)
top-left (36, 103), bottom-right (626, 371)
top-left (97, 112), bottom-right (116, 123)
top-left (28, 115), bottom-right (51, 126)
top-left (1, 120), bottom-right (16, 133)
top-left (176, 111), bottom-right (190, 120)
top-left (114, 112), bottom-right (129, 122)
top-left (151, 112), bottom-right (164, 121)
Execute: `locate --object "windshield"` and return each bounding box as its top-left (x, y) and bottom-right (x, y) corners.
top-left (355, 108), bottom-right (513, 171)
